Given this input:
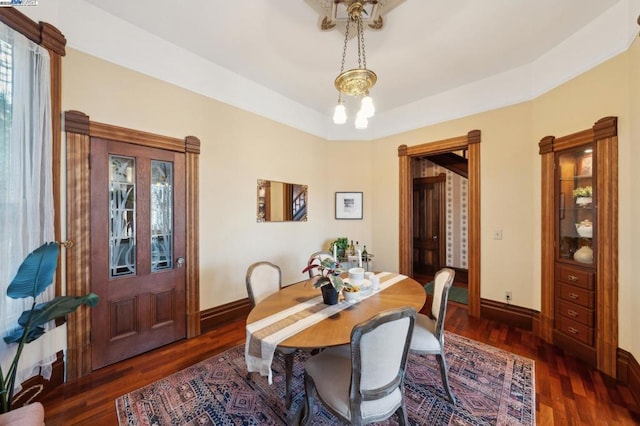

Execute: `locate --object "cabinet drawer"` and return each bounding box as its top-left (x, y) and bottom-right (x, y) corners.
top-left (556, 264), bottom-right (594, 290)
top-left (556, 299), bottom-right (594, 327)
top-left (556, 316), bottom-right (594, 346)
top-left (557, 283), bottom-right (594, 308)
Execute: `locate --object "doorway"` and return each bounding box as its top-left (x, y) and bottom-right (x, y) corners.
top-left (90, 139), bottom-right (187, 369)
top-left (63, 111), bottom-right (201, 379)
top-left (398, 130), bottom-right (481, 317)
top-left (412, 175), bottom-right (446, 276)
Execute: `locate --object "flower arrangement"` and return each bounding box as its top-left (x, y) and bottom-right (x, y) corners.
top-left (573, 186), bottom-right (592, 198)
top-left (302, 256), bottom-right (344, 292)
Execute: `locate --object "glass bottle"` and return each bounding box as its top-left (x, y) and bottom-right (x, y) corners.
top-left (349, 240), bottom-right (355, 256)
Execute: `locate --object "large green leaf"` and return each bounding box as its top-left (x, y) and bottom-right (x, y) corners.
top-left (4, 294), bottom-right (98, 344)
top-left (6, 242), bottom-right (59, 300)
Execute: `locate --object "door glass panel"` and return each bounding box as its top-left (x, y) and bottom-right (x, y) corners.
top-left (151, 160), bottom-right (173, 272)
top-left (110, 156), bottom-right (136, 277)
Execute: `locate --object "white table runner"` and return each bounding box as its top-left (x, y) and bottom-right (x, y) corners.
top-left (245, 272), bottom-right (407, 383)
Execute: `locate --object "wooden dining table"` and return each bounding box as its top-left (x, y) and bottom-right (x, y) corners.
top-left (246, 272), bottom-right (426, 350)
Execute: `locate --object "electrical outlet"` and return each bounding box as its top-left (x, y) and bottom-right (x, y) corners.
top-left (505, 291), bottom-right (512, 303)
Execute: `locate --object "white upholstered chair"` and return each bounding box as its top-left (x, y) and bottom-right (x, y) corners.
top-left (302, 307), bottom-right (416, 425)
top-left (410, 267), bottom-right (456, 403)
top-left (245, 261), bottom-right (296, 408)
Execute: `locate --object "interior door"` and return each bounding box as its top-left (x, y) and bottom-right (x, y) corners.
top-left (90, 138), bottom-right (186, 369)
top-left (413, 175), bottom-right (446, 275)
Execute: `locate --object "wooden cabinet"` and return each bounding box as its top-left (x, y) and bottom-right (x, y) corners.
top-left (539, 117), bottom-right (618, 377)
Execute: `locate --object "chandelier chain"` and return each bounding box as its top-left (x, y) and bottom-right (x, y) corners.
top-left (339, 16), bottom-right (350, 75)
top-left (357, 14), bottom-right (366, 69)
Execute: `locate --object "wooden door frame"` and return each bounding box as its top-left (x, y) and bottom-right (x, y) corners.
top-left (399, 130), bottom-right (481, 317)
top-left (64, 110), bottom-right (201, 379)
top-left (412, 174), bottom-right (446, 274)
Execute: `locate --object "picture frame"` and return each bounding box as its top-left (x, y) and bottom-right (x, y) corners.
top-left (335, 192), bottom-right (363, 220)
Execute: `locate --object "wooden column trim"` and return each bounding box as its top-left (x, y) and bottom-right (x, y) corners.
top-left (538, 136), bottom-right (555, 343)
top-left (398, 145), bottom-right (411, 275)
top-left (466, 134), bottom-right (481, 318)
top-left (185, 136), bottom-right (201, 337)
top-left (398, 130), bottom-right (481, 317)
top-left (0, 8), bottom-right (66, 56)
top-left (64, 129), bottom-right (92, 380)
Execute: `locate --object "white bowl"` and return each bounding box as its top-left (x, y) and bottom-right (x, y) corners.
top-left (575, 222), bottom-right (593, 238)
top-left (343, 290), bottom-right (360, 303)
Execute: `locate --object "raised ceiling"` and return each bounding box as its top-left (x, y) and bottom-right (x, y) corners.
top-left (35, 1), bottom-right (640, 139)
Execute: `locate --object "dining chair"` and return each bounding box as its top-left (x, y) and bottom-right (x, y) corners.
top-left (302, 307), bottom-right (416, 425)
top-left (245, 261), bottom-right (296, 408)
top-left (306, 251), bottom-right (334, 278)
top-left (410, 267), bottom-right (456, 403)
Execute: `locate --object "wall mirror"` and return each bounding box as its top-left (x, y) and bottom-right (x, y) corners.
top-left (257, 179), bottom-right (308, 222)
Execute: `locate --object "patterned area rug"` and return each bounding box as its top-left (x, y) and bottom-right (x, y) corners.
top-left (115, 333), bottom-right (534, 425)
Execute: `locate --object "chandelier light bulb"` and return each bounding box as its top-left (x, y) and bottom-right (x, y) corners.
top-left (360, 95), bottom-right (375, 118)
top-left (333, 102), bottom-right (347, 124)
top-left (355, 112), bottom-right (368, 129)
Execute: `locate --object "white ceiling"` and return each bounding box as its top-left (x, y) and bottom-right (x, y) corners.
top-left (28, 0), bottom-right (640, 139)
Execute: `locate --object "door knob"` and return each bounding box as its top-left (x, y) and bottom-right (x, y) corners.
top-left (432, 235), bottom-right (438, 240)
top-left (176, 257), bottom-right (185, 268)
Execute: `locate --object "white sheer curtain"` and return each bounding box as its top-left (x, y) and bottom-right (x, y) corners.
top-left (0, 22), bottom-right (56, 389)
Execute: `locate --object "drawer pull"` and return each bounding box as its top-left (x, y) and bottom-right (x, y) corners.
top-left (567, 309), bottom-right (578, 318)
top-left (568, 327), bottom-right (579, 335)
top-left (568, 292), bottom-right (580, 300)
top-left (567, 275), bottom-right (579, 282)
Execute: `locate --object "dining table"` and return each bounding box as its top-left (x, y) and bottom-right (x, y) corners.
top-left (245, 272), bottom-right (426, 383)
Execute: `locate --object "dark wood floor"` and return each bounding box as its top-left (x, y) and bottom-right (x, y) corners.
top-left (40, 303), bottom-right (640, 425)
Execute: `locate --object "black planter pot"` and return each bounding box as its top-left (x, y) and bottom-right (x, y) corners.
top-left (321, 284), bottom-right (339, 305)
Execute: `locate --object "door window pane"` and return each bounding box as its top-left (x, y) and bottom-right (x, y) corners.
top-left (151, 160), bottom-right (173, 272)
top-left (110, 156), bottom-right (136, 277)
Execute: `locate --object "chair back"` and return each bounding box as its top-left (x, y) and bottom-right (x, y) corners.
top-left (306, 251), bottom-right (334, 278)
top-left (430, 267), bottom-right (455, 339)
top-left (245, 261), bottom-right (282, 307)
top-left (350, 307), bottom-right (416, 415)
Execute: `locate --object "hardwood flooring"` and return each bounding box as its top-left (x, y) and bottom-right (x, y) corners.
top-left (40, 304), bottom-right (640, 425)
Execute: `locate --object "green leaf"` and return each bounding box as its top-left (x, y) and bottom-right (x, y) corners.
top-left (7, 242), bottom-right (59, 300)
top-left (17, 294), bottom-right (99, 329)
top-left (3, 327), bottom-right (45, 344)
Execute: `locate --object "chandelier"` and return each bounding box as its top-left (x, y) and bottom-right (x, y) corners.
top-left (332, 1), bottom-right (377, 129)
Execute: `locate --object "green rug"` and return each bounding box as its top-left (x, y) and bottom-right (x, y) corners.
top-left (425, 281), bottom-right (468, 305)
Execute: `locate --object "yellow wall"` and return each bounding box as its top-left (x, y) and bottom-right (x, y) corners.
top-left (62, 41), bottom-right (638, 360)
top-left (372, 43), bottom-right (638, 356)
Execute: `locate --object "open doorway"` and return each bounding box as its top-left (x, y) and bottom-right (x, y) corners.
top-left (398, 130), bottom-right (481, 317)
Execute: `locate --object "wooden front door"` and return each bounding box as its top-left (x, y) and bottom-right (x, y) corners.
top-left (90, 138), bottom-right (186, 369)
top-left (412, 175), bottom-right (446, 276)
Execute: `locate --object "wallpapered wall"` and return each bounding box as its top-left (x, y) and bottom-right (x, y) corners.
top-left (413, 158), bottom-right (468, 270)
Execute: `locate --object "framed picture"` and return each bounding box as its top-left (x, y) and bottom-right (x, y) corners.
top-left (578, 153), bottom-right (592, 176)
top-left (335, 192), bottom-right (363, 220)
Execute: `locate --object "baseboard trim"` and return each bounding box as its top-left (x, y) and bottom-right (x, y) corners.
top-left (200, 298), bottom-right (252, 333)
top-left (617, 348), bottom-right (640, 405)
top-left (480, 298), bottom-right (537, 331)
top-left (12, 350), bottom-right (64, 407)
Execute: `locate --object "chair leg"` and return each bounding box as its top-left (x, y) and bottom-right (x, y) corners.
top-left (301, 373), bottom-right (315, 426)
top-left (436, 353), bottom-right (456, 404)
top-left (395, 402), bottom-right (408, 425)
top-left (284, 352), bottom-right (294, 409)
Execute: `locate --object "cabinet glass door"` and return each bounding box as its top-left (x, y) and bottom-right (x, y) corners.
top-left (557, 145), bottom-right (594, 265)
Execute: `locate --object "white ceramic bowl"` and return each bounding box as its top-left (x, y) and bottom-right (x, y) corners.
top-left (343, 289), bottom-right (360, 303)
top-left (575, 222), bottom-right (593, 238)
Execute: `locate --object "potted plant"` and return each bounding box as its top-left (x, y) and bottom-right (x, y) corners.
top-left (1, 242), bottom-right (99, 413)
top-left (329, 238), bottom-right (349, 261)
top-left (573, 186), bottom-right (592, 206)
top-left (302, 256), bottom-right (344, 305)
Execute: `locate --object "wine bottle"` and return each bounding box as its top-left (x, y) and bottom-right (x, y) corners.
top-left (349, 240), bottom-right (355, 256)
top-left (362, 245), bottom-right (368, 260)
